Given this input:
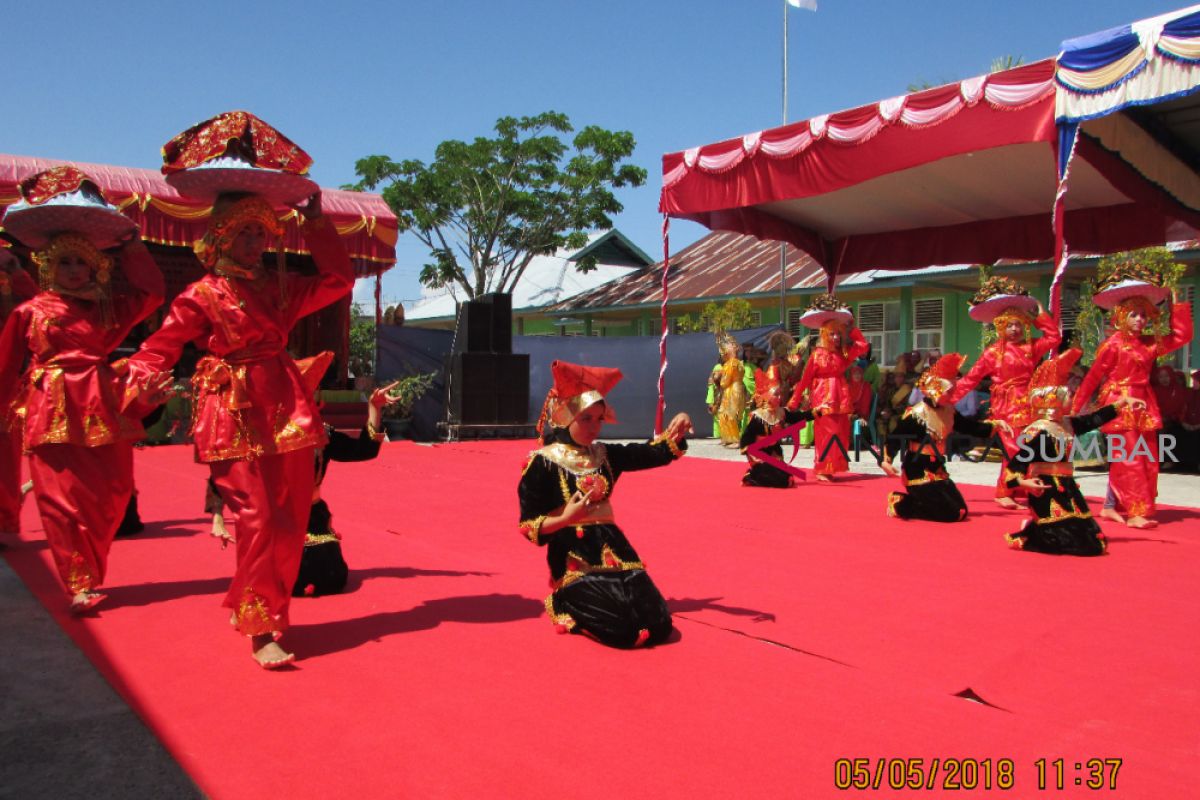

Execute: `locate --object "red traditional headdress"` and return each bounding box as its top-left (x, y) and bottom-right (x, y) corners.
top-left (537, 360), bottom-right (622, 440)
top-left (162, 111), bottom-right (313, 176)
top-left (915, 352), bottom-right (965, 405)
top-left (18, 165), bottom-right (106, 206)
top-left (1029, 348), bottom-right (1083, 418)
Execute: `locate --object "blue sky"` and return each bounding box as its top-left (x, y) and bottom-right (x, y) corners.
top-left (3, 0), bottom-right (1187, 308)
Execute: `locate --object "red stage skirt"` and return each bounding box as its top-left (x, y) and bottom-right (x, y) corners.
top-left (0, 428), bottom-right (22, 533)
top-left (210, 447), bottom-right (314, 636)
top-left (1108, 431), bottom-right (1159, 519)
top-left (29, 442), bottom-right (134, 596)
top-left (814, 414), bottom-right (850, 476)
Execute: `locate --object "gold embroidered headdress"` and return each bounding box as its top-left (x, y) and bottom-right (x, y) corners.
top-left (31, 233), bottom-right (116, 326)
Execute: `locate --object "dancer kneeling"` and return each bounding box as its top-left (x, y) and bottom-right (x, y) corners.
top-left (880, 353), bottom-right (1006, 522)
top-left (740, 366), bottom-right (813, 487)
top-left (518, 360), bottom-right (691, 648)
top-left (1004, 349), bottom-right (1143, 556)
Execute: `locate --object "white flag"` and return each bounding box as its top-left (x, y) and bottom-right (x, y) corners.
top-left (787, 0), bottom-right (818, 10)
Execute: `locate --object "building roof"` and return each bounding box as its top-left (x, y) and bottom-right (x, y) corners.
top-left (405, 229), bottom-right (652, 321)
top-left (548, 230), bottom-right (978, 313)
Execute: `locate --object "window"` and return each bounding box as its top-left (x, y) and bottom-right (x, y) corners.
top-left (857, 301), bottom-right (901, 366)
top-left (748, 310), bottom-right (762, 327)
top-left (1059, 284), bottom-right (1082, 333)
top-left (912, 297), bottom-right (944, 356)
top-left (787, 308), bottom-right (804, 338)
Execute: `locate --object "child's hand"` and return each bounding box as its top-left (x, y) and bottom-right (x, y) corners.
top-left (1018, 477), bottom-right (1049, 495)
top-left (880, 461), bottom-right (899, 478)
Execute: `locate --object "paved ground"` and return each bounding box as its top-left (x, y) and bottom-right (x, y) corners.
top-left (677, 437), bottom-right (1200, 508)
top-left (1, 438), bottom-right (1194, 799)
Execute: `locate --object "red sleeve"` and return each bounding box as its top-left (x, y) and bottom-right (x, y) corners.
top-left (122, 289), bottom-right (211, 414)
top-left (847, 326), bottom-right (869, 360)
top-left (108, 243), bottom-right (165, 341)
top-left (787, 352), bottom-right (816, 411)
top-left (9, 265), bottom-right (38, 301)
top-left (284, 216), bottom-right (354, 326)
top-left (1072, 340), bottom-right (1116, 415)
top-left (944, 347), bottom-right (994, 405)
top-left (1031, 312), bottom-right (1062, 359)
top-left (1157, 301), bottom-right (1194, 357)
top-left (0, 308), bottom-right (29, 427)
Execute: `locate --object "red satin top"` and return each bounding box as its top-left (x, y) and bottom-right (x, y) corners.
top-left (944, 312), bottom-right (1060, 428)
top-left (1072, 302), bottom-right (1194, 433)
top-left (0, 248), bottom-right (164, 451)
top-left (125, 216), bottom-right (352, 463)
top-left (787, 327), bottom-right (869, 415)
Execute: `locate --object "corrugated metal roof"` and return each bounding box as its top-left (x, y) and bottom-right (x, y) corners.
top-left (549, 230), bottom-right (980, 312)
top-left (551, 231), bottom-right (826, 311)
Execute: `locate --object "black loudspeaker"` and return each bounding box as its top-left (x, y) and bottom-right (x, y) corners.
top-left (448, 352), bottom-right (530, 425)
top-left (453, 300), bottom-right (493, 353)
top-left (479, 292), bottom-right (513, 354)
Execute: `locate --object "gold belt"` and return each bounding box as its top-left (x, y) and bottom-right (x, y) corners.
top-left (1029, 462), bottom-right (1074, 478)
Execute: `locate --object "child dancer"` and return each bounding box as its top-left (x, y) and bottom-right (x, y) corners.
top-left (880, 354), bottom-right (1006, 522)
top-left (739, 366), bottom-right (812, 488)
top-left (1005, 349), bottom-right (1144, 555)
top-left (518, 360), bottom-right (691, 648)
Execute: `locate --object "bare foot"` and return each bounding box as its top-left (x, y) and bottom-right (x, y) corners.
top-left (70, 591), bottom-right (106, 615)
top-left (1127, 516), bottom-right (1157, 529)
top-left (994, 497), bottom-right (1020, 510)
top-left (211, 514), bottom-right (234, 549)
top-left (251, 635), bottom-right (295, 669)
top-left (816, 474), bottom-right (832, 483)
top-left (1099, 508), bottom-right (1125, 524)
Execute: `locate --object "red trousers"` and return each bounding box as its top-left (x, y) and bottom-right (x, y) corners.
top-left (210, 447), bottom-right (314, 636)
top-left (29, 442), bottom-right (134, 596)
top-left (1108, 431), bottom-right (1159, 519)
top-left (814, 413), bottom-right (850, 475)
top-left (0, 428), bottom-right (22, 533)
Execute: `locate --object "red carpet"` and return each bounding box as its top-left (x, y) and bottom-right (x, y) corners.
top-left (5, 441), bottom-right (1198, 798)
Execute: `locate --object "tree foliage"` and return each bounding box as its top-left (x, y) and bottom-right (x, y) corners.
top-left (348, 303), bottom-right (376, 377)
top-left (1073, 247), bottom-right (1184, 363)
top-left (676, 298), bottom-right (757, 334)
top-left (352, 111), bottom-right (646, 300)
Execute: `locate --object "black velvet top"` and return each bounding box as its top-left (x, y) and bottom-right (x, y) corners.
top-left (517, 428), bottom-right (685, 590)
top-left (884, 402), bottom-right (996, 485)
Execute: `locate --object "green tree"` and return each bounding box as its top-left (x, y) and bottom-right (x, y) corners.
top-left (349, 303), bottom-right (376, 377)
top-left (676, 298), bottom-right (757, 333)
top-left (907, 55), bottom-right (1023, 94)
top-left (352, 111), bottom-right (647, 300)
top-left (1073, 247), bottom-right (1184, 363)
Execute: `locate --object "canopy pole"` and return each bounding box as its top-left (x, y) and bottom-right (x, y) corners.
top-left (656, 214), bottom-right (671, 436)
top-left (779, 0), bottom-right (790, 328)
top-left (374, 271), bottom-right (383, 378)
top-left (1051, 123), bottom-right (1080, 326)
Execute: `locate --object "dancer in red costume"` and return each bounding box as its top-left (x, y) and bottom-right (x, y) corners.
top-left (786, 295), bottom-right (868, 482)
top-left (944, 278), bottom-right (1060, 509)
top-left (0, 167), bottom-right (164, 610)
top-left (1072, 275), bottom-right (1192, 528)
top-left (124, 112), bottom-right (354, 668)
top-left (0, 245), bottom-right (38, 539)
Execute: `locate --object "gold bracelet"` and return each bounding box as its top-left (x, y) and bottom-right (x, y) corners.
top-left (366, 420), bottom-right (385, 441)
top-left (652, 433), bottom-right (684, 459)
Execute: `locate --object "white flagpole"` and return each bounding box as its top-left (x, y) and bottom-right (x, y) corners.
top-left (779, 0), bottom-right (789, 331)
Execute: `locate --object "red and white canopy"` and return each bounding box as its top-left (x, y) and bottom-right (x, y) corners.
top-left (1, 153), bottom-right (398, 278)
top-left (659, 56), bottom-right (1200, 287)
